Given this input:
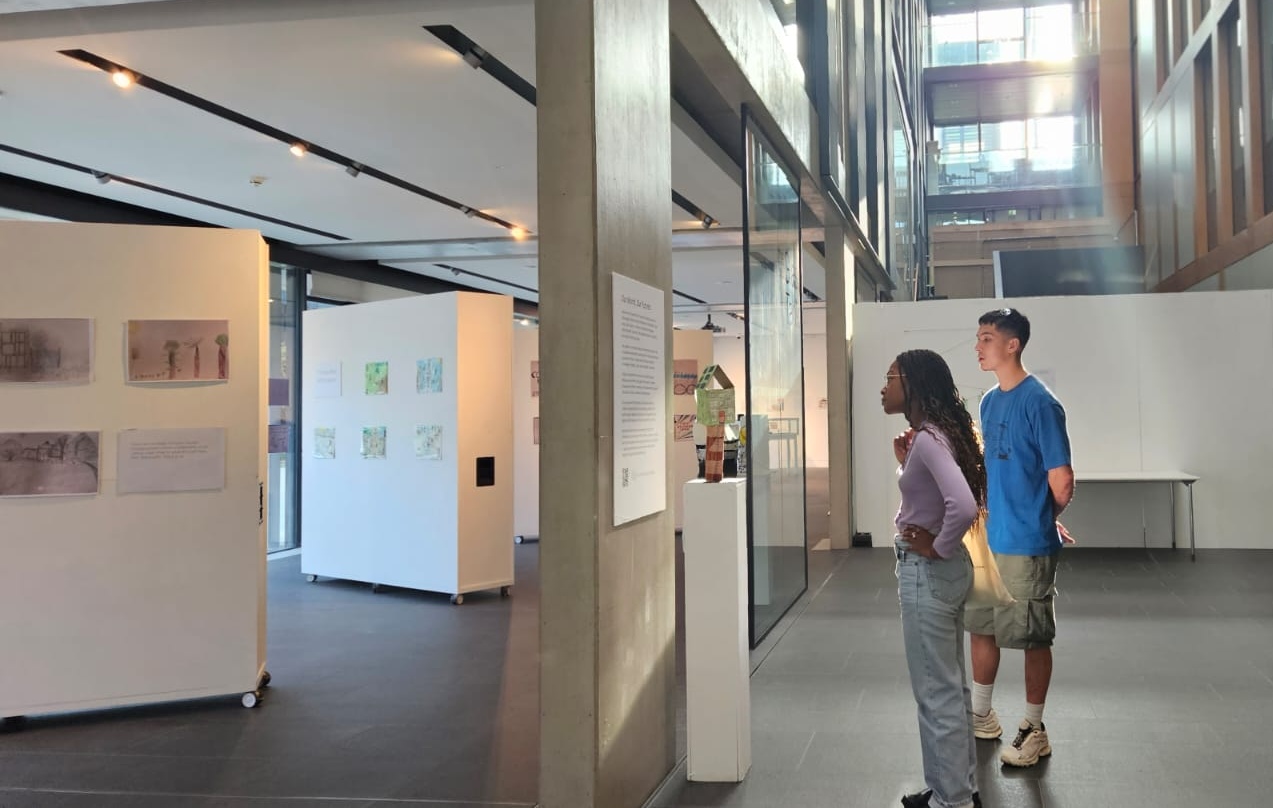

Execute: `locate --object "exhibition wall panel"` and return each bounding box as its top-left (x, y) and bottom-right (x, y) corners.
top-left (0, 221), bottom-right (268, 716)
top-left (301, 292), bottom-right (513, 599)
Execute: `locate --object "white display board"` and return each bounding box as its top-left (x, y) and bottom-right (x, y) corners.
top-left (612, 274), bottom-right (668, 526)
top-left (302, 293), bottom-right (513, 598)
top-left (0, 222), bottom-right (268, 717)
top-left (852, 292), bottom-right (1273, 550)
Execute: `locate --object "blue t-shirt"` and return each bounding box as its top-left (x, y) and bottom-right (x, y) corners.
top-left (980, 375), bottom-right (1072, 556)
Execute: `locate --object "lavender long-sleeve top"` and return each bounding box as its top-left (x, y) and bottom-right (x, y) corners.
top-left (895, 424), bottom-right (978, 559)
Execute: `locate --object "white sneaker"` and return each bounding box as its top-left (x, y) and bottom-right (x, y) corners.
top-left (972, 707), bottom-right (1002, 740)
top-left (1000, 720), bottom-right (1051, 767)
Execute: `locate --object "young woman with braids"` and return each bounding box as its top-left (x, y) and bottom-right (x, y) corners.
top-left (880, 349), bottom-right (985, 808)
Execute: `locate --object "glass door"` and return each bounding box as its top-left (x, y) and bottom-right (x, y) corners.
top-left (742, 107), bottom-right (809, 646)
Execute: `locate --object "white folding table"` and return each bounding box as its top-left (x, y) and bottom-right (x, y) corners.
top-left (1074, 471), bottom-right (1200, 560)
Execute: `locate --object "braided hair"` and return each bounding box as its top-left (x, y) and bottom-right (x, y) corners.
top-left (896, 349), bottom-right (986, 510)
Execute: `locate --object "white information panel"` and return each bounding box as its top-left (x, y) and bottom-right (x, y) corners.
top-left (117, 427), bottom-right (227, 494)
top-left (612, 273), bottom-right (667, 526)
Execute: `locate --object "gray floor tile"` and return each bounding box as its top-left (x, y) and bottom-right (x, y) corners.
top-left (4, 505), bottom-right (1273, 808)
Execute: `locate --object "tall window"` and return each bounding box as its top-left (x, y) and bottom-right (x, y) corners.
top-left (1225, 9), bottom-right (1247, 233)
top-left (1029, 115), bottom-right (1078, 170)
top-left (931, 12), bottom-right (977, 65)
top-left (1026, 4), bottom-right (1079, 60)
top-left (1200, 45), bottom-right (1218, 250)
top-left (930, 4), bottom-right (1078, 66)
top-left (891, 84), bottom-right (916, 296)
top-left (978, 8), bottom-right (1025, 62)
top-left (1173, 0), bottom-right (1189, 58)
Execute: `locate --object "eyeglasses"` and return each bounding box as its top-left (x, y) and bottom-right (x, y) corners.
top-left (999, 307), bottom-right (1013, 316)
top-left (885, 373), bottom-right (905, 383)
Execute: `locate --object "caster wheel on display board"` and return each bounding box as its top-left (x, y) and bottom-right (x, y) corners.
top-left (450, 594), bottom-right (464, 605)
top-left (241, 691), bottom-right (262, 709)
top-left (500, 586), bottom-right (511, 598)
top-left (306, 574), bottom-right (318, 583)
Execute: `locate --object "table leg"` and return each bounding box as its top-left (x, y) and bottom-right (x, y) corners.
top-left (1186, 482), bottom-right (1196, 562)
top-left (1169, 482), bottom-right (1177, 550)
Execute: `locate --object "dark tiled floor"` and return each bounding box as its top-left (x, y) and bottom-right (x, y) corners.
top-left (3, 524), bottom-right (1271, 807)
top-left (0, 549), bottom-right (543, 808)
top-left (656, 547), bottom-right (1273, 808)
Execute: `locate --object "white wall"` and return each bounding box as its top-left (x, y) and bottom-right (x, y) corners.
top-left (852, 292), bottom-right (1273, 550)
top-left (301, 293), bottom-right (513, 596)
top-left (0, 222), bottom-right (267, 715)
top-left (707, 308), bottom-right (829, 469)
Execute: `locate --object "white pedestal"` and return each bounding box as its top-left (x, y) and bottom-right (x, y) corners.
top-left (683, 479), bottom-right (751, 783)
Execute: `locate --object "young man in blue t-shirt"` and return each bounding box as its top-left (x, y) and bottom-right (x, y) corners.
top-left (967, 308), bottom-right (1074, 768)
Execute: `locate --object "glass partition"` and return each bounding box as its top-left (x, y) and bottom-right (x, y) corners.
top-left (267, 264), bottom-right (301, 552)
top-left (742, 109), bottom-right (808, 646)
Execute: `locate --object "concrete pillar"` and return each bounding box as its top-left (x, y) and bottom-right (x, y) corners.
top-left (536, 1), bottom-right (677, 807)
top-left (824, 225), bottom-right (855, 549)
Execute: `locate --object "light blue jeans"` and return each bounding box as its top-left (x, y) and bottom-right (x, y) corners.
top-left (896, 540), bottom-right (977, 808)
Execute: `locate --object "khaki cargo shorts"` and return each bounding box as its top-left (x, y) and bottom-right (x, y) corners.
top-left (965, 552), bottom-right (1059, 649)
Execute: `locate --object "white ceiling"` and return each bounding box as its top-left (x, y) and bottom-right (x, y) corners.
top-left (0, 0), bottom-right (821, 306)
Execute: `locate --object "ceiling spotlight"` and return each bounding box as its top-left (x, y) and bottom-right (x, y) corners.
top-left (460, 206), bottom-right (476, 218)
top-left (111, 70), bottom-right (134, 89)
top-left (345, 162), bottom-right (362, 178)
top-left (701, 215), bottom-right (716, 229)
top-left (451, 267), bottom-right (462, 277)
top-left (462, 46), bottom-right (487, 69)
top-left (91, 171), bottom-right (111, 185)
top-left (289, 142), bottom-right (308, 158)
top-left (509, 226), bottom-right (528, 240)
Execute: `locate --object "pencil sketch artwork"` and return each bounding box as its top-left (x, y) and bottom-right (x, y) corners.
top-left (0, 318), bottom-right (93, 384)
top-left (416, 358), bottom-right (443, 394)
top-left (314, 427), bottom-right (336, 460)
top-left (0, 431), bottom-right (100, 497)
top-left (361, 426), bottom-right (387, 459)
top-left (364, 361), bottom-right (389, 395)
top-left (415, 425), bottom-right (443, 460)
top-left (674, 414), bottom-right (695, 442)
top-left (127, 320), bottom-right (228, 382)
